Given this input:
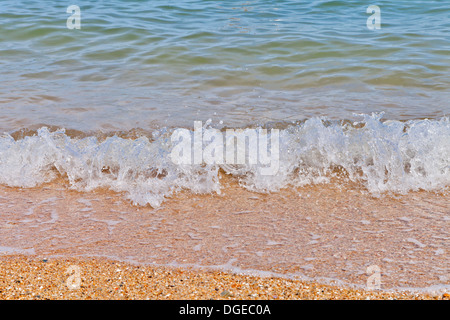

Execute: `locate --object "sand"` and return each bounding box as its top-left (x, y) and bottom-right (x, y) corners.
top-left (0, 255), bottom-right (447, 300)
top-left (0, 176), bottom-right (448, 300)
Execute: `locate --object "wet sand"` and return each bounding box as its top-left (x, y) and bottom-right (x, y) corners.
top-left (0, 174), bottom-right (448, 298)
top-left (0, 255), bottom-right (446, 300)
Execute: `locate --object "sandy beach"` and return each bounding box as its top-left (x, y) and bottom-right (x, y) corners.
top-left (1, 255), bottom-right (447, 300)
top-left (0, 177), bottom-right (449, 301)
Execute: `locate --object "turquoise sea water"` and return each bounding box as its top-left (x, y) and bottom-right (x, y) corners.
top-left (0, 1), bottom-right (449, 205)
top-left (0, 0), bottom-right (449, 131)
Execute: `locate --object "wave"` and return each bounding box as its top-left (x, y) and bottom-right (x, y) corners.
top-left (0, 113), bottom-right (449, 207)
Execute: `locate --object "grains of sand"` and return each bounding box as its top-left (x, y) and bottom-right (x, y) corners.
top-left (0, 255), bottom-right (445, 300)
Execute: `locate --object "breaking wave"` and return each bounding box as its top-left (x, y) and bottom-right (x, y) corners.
top-left (0, 113), bottom-right (449, 207)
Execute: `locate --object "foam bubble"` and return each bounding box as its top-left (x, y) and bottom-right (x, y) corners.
top-left (0, 113), bottom-right (448, 207)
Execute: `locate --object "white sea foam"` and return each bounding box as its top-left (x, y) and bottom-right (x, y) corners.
top-left (0, 113), bottom-right (448, 207)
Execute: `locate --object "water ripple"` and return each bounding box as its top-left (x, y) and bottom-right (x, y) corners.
top-left (0, 0), bottom-right (448, 131)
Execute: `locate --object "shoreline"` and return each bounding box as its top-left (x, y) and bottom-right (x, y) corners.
top-left (0, 182), bottom-right (448, 293)
top-left (0, 255), bottom-right (447, 300)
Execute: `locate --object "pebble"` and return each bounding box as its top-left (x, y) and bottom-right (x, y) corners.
top-left (220, 290), bottom-right (233, 298)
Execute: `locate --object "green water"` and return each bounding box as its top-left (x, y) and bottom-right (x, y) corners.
top-left (0, 0), bottom-right (449, 132)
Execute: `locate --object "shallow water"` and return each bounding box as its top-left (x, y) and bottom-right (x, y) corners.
top-left (0, 181), bottom-right (448, 293)
top-left (0, 0), bottom-right (449, 131)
